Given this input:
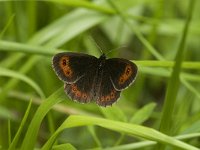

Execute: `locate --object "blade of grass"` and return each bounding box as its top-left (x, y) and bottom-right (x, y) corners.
top-left (8, 100), bottom-right (32, 150)
top-left (100, 105), bottom-right (127, 122)
top-left (0, 14), bottom-right (15, 39)
top-left (136, 60), bottom-right (200, 70)
top-left (0, 40), bottom-right (56, 56)
top-left (114, 103), bottom-right (156, 146)
top-left (159, 0), bottom-right (195, 134)
top-left (52, 143), bottom-right (76, 150)
top-left (49, 0), bottom-right (115, 14)
top-left (0, 67), bottom-right (45, 99)
top-left (101, 141), bottom-right (156, 150)
top-left (42, 115), bottom-right (199, 150)
top-left (140, 66), bottom-right (200, 82)
top-left (87, 126), bottom-right (102, 148)
top-left (0, 106), bottom-right (15, 120)
top-left (49, 0), bottom-right (160, 26)
top-left (129, 103), bottom-right (156, 124)
top-left (20, 87), bottom-right (64, 150)
top-left (90, 133), bottom-right (200, 150)
top-left (157, 0), bottom-right (196, 149)
top-left (8, 120), bottom-right (11, 147)
top-left (140, 67), bottom-right (200, 99)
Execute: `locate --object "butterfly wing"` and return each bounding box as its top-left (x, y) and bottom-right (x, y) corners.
top-left (64, 63), bottom-right (98, 103)
top-left (96, 76), bottom-right (121, 107)
top-left (105, 58), bottom-right (138, 90)
top-left (52, 52), bottom-right (98, 83)
top-left (97, 58), bottom-right (137, 106)
top-left (96, 67), bottom-right (121, 107)
top-left (52, 52), bottom-right (99, 103)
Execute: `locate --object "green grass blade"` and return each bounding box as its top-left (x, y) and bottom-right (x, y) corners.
top-left (42, 115), bottom-right (199, 150)
top-left (52, 143), bottom-right (76, 150)
top-left (158, 0), bottom-right (196, 149)
top-left (136, 60), bottom-right (200, 70)
top-left (20, 87), bottom-right (64, 150)
top-left (49, 0), bottom-right (114, 14)
top-left (0, 14), bottom-right (15, 39)
top-left (0, 106), bottom-right (15, 120)
top-left (8, 120), bottom-right (11, 146)
top-left (8, 100), bottom-right (32, 150)
top-left (91, 133), bottom-right (200, 150)
top-left (102, 141), bottom-right (155, 150)
top-left (0, 67), bottom-right (45, 99)
top-left (0, 40), bottom-right (56, 56)
top-left (87, 126), bottom-right (102, 148)
top-left (129, 103), bottom-right (156, 124)
top-left (100, 105), bottom-right (127, 122)
top-left (159, 0), bottom-right (195, 134)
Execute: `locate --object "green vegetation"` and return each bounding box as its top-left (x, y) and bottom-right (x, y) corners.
top-left (0, 0), bottom-right (200, 149)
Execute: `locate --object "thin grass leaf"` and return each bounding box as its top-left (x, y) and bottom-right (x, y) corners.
top-left (49, 0), bottom-right (114, 14)
top-left (0, 14), bottom-right (15, 39)
top-left (159, 0), bottom-right (195, 134)
top-left (87, 126), bottom-right (102, 148)
top-left (0, 54), bottom-right (23, 68)
top-left (100, 105), bottom-right (127, 122)
top-left (20, 87), bottom-right (64, 150)
top-left (8, 120), bottom-right (11, 146)
top-left (0, 106), bottom-right (15, 120)
top-left (91, 133), bottom-right (200, 150)
top-left (158, 0), bottom-right (196, 149)
top-left (181, 120), bottom-right (200, 134)
top-left (42, 115), bottom-right (199, 150)
top-left (8, 100), bottom-right (32, 150)
top-left (101, 141), bottom-right (155, 150)
top-left (130, 103), bottom-right (156, 124)
top-left (0, 67), bottom-right (45, 99)
top-left (52, 143), bottom-right (76, 150)
top-left (0, 40), bottom-right (56, 56)
top-left (45, 10), bottom-right (107, 48)
top-left (180, 78), bottom-right (200, 99)
top-left (136, 60), bottom-right (200, 70)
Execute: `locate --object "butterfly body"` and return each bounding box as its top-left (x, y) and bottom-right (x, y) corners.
top-left (52, 52), bottom-right (137, 107)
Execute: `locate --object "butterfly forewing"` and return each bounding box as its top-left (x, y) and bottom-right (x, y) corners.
top-left (105, 58), bottom-right (137, 90)
top-left (52, 52), bottom-right (97, 83)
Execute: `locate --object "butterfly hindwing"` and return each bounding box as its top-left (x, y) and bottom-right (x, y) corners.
top-left (105, 58), bottom-right (137, 90)
top-left (52, 52), bottom-right (97, 83)
top-left (64, 61), bottom-right (98, 103)
top-left (96, 68), bottom-right (121, 106)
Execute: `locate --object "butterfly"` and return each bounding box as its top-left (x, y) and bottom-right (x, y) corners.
top-left (52, 52), bottom-right (138, 107)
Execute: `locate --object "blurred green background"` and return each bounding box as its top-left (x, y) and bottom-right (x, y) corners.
top-left (0, 0), bottom-right (200, 149)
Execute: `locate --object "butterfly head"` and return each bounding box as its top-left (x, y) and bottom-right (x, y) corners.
top-left (99, 53), bottom-right (106, 60)
top-left (98, 53), bottom-right (106, 68)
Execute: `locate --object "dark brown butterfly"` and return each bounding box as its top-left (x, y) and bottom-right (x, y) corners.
top-left (52, 52), bottom-right (137, 107)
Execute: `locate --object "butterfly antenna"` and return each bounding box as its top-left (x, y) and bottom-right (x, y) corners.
top-left (105, 45), bottom-right (127, 56)
top-left (89, 36), bottom-right (104, 54)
